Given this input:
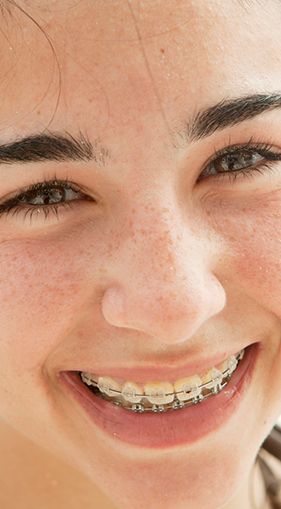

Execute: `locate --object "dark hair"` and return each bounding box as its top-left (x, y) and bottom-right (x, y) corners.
top-left (256, 425), bottom-right (281, 508)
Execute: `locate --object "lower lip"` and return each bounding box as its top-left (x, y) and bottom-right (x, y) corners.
top-left (59, 343), bottom-right (260, 449)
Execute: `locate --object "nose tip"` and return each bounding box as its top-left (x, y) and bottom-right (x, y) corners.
top-left (101, 273), bottom-right (226, 344)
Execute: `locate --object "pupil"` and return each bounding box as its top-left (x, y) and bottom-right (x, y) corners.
top-left (21, 186), bottom-right (65, 206)
top-left (222, 152), bottom-right (254, 172)
top-left (45, 188), bottom-right (64, 205)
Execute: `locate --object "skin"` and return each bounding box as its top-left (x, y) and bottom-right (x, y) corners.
top-left (0, 0), bottom-right (280, 508)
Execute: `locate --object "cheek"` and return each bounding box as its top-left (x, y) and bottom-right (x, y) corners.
top-left (0, 238), bottom-right (85, 375)
top-left (214, 192), bottom-right (281, 318)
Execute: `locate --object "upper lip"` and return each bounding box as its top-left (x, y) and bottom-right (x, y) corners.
top-left (66, 344), bottom-right (251, 383)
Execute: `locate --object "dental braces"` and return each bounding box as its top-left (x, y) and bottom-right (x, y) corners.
top-left (81, 349), bottom-right (244, 413)
top-left (118, 380), bottom-right (228, 412)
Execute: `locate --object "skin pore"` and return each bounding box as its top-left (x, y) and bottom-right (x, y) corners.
top-left (0, 0), bottom-right (280, 508)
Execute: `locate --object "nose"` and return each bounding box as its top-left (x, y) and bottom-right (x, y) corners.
top-left (101, 205), bottom-right (226, 345)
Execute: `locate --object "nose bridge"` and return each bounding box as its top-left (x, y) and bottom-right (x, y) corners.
top-left (128, 202), bottom-right (199, 287)
top-left (128, 204), bottom-right (211, 321)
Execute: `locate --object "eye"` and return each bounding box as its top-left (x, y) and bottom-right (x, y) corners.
top-left (0, 177), bottom-right (94, 226)
top-left (198, 139), bottom-right (281, 183)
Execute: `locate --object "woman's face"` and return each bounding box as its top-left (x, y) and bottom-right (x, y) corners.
top-left (0, 0), bottom-right (280, 508)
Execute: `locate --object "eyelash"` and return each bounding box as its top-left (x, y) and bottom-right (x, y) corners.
top-left (0, 176), bottom-right (91, 226)
top-left (0, 138), bottom-right (280, 225)
top-left (199, 137), bottom-right (281, 183)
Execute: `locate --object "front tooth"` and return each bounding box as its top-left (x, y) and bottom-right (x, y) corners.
top-left (144, 381), bottom-right (175, 404)
top-left (121, 381), bottom-right (143, 403)
top-left (97, 376), bottom-right (122, 397)
top-left (173, 375), bottom-right (202, 402)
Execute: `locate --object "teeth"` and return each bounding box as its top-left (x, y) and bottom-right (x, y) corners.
top-left (81, 348), bottom-right (245, 411)
top-left (81, 372), bottom-right (95, 386)
top-left (121, 381), bottom-right (144, 403)
top-left (201, 368), bottom-right (224, 394)
top-left (224, 355), bottom-right (239, 374)
top-left (173, 375), bottom-right (202, 402)
top-left (97, 376), bottom-right (122, 397)
top-left (144, 381), bottom-right (175, 405)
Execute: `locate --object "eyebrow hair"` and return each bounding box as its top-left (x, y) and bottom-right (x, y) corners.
top-left (0, 130), bottom-right (111, 166)
top-left (0, 93), bottom-right (281, 166)
top-left (182, 92), bottom-right (281, 143)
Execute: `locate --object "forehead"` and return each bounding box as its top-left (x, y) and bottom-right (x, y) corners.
top-left (0, 0), bottom-right (281, 145)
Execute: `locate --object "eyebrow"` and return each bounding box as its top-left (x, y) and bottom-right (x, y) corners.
top-left (0, 93), bottom-right (281, 166)
top-left (0, 130), bottom-right (111, 166)
top-left (180, 92), bottom-right (281, 143)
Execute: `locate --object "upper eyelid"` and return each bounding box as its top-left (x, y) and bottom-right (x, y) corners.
top-left (0, 179), bottom-right (95, 206)
top-left (214, 142), bottom-right (271, 157)
top-left (202, 141), bottom-right (279, 169)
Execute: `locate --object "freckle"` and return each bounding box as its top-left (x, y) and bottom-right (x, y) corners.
top-left (98, 267), bottom-right (108, 275)
top-left (160, 48), bottom-right (165, 54)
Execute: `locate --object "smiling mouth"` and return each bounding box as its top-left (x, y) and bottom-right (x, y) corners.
top-left (59, 343), bottom-right (259, 448)
top-left (77, 348), bottom-right (245, 413)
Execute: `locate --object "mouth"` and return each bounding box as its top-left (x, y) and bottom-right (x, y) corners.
top-left (58, 342), bottom-right (260, 449)
top-left (78, 348), bottom-right (244, 412)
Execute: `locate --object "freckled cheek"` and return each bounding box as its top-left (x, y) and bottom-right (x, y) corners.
top-left (0, 240), bottom-right (87, 375)
top-left (215, 200), bottom-right (281, 318)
